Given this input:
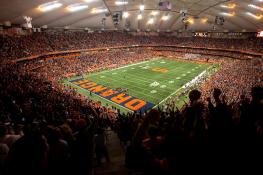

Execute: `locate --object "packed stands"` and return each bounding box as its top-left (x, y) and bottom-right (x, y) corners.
top-left (0, 32), bottom-right (262, 175)
top-left (1, 32), bottom-right (263, 61)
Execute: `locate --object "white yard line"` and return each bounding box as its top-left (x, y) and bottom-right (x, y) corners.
top-left (71, 61), bottom-right (208, 105)
top-left (89, 75), bottom-right (163, 101)
top-left (85, 57), bottom-right (162, 77)
top-left (90, 60), bottom-right (202, 86)
top-left (112, 57), bottom-right (162, 71)
top-left (88, 65), bottom-right (197, 97)
top-left (93, 73), bottom-right (175, 93)
top-left (110, 61), bottom-right (202, 83)
top-left (75, 58), bottom-right (203, 86)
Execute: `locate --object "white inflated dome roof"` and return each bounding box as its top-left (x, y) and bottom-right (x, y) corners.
top-left (0, 0), bottom-right (262, 31)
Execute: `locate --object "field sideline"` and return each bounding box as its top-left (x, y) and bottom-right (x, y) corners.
top-left (63, 58), bottom-right (212, 113)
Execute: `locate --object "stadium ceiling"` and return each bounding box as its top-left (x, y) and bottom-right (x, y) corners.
top-left (0, 0), bottom-right (262, 31)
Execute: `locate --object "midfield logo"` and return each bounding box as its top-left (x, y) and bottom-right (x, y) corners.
top-left (151, 67), bottom-right (168, 73)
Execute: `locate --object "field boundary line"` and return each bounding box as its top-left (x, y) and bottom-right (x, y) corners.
top-left (153, 66), bottom-right (212, 108)
top-left (82, 57), bottom-right (163, 78)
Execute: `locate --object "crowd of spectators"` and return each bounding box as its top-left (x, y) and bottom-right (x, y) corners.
top-left (121, 86), bottom-right (263, 174)
top-left (0, 32), bottom-right (262, 174)
top-left (1, 31), bottom-right (262, 61)
top-left (160, 58), bottom-right (263, 110)
top-left (151, 46), bottom-right (261, 60)
top-left (24, 48), bottom-right (155, 82)
top-left (0, 64), bottom-right (116, 175)
top-left (200, 59), bottom-right (263, 103)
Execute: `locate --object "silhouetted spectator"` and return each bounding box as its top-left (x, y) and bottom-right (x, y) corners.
top-left (45, 126), bottom-right (70, 174)
top-left (94, 128), bottom-right (110, 165)
top-left (7, 125), bottom-right (48, 175)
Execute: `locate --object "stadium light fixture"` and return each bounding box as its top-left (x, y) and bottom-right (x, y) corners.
top-left (91, 7), bottom-right (108, 14)
top-left (67, 3), bottom-right (88, 12)
top-left (187, 18), bottom-right (194, 24)
top-left (161, 15), bottom-right (169, 21)
top-left (220, 12), bottom-right (235, 17)
top-left (220, 3), bottom-right (236, 9)
top-left (38, 1), bottom-right (63, 12)
top-left (248, 4), bottom-right (263, 11)
top-left (123, 11), bottom-right (129, 18)
top-left (115, 1), bottom-right (128, 5)
top-left (147, 18), bottom-right (154, 24)
top-left (137, 14), bottom-right (142, 20)
top-left (246, 12), bottom-right (262, 20)
top-left (201, 17), bottom-right (208, 23)
top-left (257, 31), bottom-right (263, 37)
top-left (151, 11), bottom-right (159, 16)
top-left (83, 0), bottom-right (99, 2)
top-left (139, 4), bottom-right (145, 11)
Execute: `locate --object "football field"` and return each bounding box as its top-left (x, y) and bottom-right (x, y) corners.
top-left (63, 58), bottom-right (212, 113)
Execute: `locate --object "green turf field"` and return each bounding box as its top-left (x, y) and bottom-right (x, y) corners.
top-left (63, 58), bottom-right (212, 113)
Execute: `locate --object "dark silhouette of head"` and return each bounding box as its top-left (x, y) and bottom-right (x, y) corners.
top-left (251, 86), bottom-right (263, 103)
top-left (189, 89), bottom-right (201, 103)
top-left (213, 88), bottom-right (222, 100)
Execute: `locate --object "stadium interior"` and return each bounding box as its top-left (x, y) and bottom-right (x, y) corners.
top-left (0, 0), bottom-right (263, 175)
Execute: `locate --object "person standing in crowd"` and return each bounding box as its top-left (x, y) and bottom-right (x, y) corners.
top-left (94, 128), bottom-right (110, 165)
top-left (7, 125), bottom-right (48, 175)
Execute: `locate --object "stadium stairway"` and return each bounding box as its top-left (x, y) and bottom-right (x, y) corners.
top-left (93, 129), bottom-right (130, 175)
